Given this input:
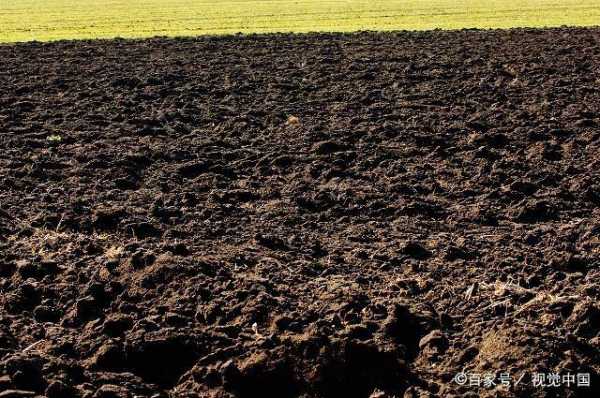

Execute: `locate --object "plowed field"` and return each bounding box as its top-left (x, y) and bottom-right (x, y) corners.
top-left (0, 28), bottom-right (599, 397)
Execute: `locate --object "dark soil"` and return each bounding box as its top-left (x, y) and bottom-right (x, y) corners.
top-left (1, 28), bottom-right (599, 398)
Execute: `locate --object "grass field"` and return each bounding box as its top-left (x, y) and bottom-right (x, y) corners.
top-left (1, 0), bottom-right (600, 43)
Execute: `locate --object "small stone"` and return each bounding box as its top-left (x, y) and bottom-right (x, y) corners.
top-left (286, 115), bottom-right (300, 126)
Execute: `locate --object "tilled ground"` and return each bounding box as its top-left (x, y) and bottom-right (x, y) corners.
top-left (0, 28), bottom-right (599, 398)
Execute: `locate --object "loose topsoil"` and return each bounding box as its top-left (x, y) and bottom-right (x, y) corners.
top-left (0, 28), bottom-right (599, 398)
